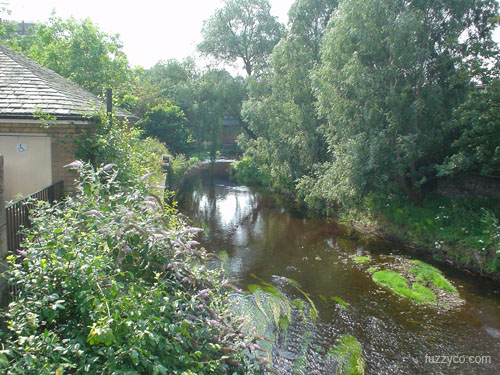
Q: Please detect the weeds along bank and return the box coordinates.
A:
[0,125,267,374]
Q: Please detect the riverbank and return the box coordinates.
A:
[230,160,500,281]
[338,192,500,281]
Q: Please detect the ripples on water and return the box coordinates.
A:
[179,162,500,375]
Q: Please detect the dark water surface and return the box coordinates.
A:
[179,161,500,375]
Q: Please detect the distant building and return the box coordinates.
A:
[0,19,35,37]
[0,43,137,201]
[220,117,240,151]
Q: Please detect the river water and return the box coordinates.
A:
[179,161,500,375]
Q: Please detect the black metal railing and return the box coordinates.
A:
[5,181,64,252]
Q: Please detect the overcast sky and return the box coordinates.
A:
[4,0,296,69]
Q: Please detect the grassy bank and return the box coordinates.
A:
[339,192,500,278]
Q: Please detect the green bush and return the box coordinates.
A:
[230,157,270,187]
[0,162,264,374]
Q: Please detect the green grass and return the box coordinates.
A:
[372,270,436,303]
[408,260,458,294]
[367,267,377,274]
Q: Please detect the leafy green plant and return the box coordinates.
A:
[0,162,265,374]
[230,157,270,187]
[327,334,365,375]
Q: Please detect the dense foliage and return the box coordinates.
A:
[139,101,194,155]
[0,123,267,374]
[438,79,500,177]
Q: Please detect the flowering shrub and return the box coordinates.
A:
[0,163,266,374]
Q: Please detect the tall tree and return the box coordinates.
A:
[239,0,337,194]
[313,0,499,206]
[6,15,132,99]
[198,0,282,76]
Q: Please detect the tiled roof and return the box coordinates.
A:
[0,43,136,120]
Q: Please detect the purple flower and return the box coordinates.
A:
[153,233,165,240]
[143,201,157,211]
[153,185,166,190]
[240,343,247,349]
[86,209,104,218]
[174,238,185,248]
[207,319,220,327]
[187,314,198,322]
[64,160,83,169]
[199,289,210,298]
[184,227,204,234]
[102,163,116,171]
[122,244,132,253]
[140,172,152,181]
[18,250,27,258]
[187,240,199,248]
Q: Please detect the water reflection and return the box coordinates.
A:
[179,162,500,375]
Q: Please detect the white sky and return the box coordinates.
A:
[4,0,297,69]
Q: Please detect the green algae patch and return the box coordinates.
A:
[369,256,463,309]
[328,334,365,375]
[372,270,436,303]
[408,260,458,294]
[331,296,349,309]
[350,255,371,264]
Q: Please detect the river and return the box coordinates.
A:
[178,161,500,375]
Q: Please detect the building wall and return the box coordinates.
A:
[0,134,52,200]
[0,119,90,199]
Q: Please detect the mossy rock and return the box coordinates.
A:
[351,255,371,264]
[370,257,463,309]
[372,270,436,303]
[408,260,458,294]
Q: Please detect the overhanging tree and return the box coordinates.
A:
[239,0,337,193]
[313,0,499,206]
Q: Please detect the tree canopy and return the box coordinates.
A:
[198,0,282,76]
[5,15,132,99]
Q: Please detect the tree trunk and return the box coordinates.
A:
[397,174,423,207]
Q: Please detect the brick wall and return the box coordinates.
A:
[0,119,92,194]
